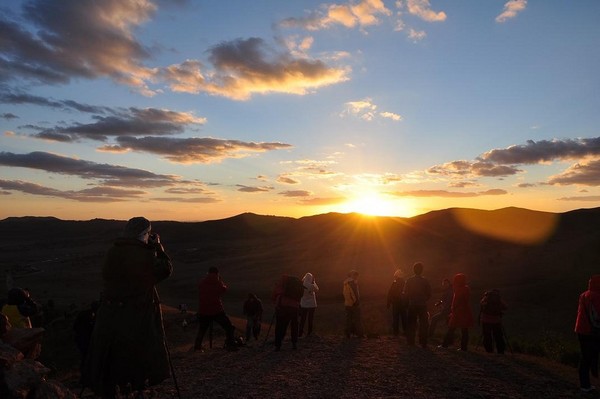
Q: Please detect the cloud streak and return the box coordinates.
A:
[496,0,527,23]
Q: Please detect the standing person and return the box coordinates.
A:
[243,293,263,342]
[429,278,453,338]
[480,289,507,354]
[386,269,407,336]
[73,300,99,371]
[343,270,364,338]
[440,273,474,351]
[575,275,600,393]
[194,267,237,351]
[299,272,319,337]
[81,217,172,397]
[272,275,303,351]
[403,262,431,347]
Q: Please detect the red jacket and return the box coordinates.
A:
[448,273,474,329]
[197,273,227,316]
[272,275,300,308]
[575,275,600,335]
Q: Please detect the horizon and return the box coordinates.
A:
[1,1,600,221]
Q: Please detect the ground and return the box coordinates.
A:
[70,307,595,399]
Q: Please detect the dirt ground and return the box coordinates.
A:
[71,308,594,399]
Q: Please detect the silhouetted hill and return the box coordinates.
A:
[1,207,599,342]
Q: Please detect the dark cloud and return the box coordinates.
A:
[236,185,272,193]
[0,0,155,89]
[480,138,600,165]
[1,113,18,120]
[0,151,179,187]
[427,160,521,178]
[279,190,311,197]
[517,183,536,188]
[32,107,205,142]
[390,189,508,198]
[548,159,600,186]
[110,136,292,164]
[0,179,145,202]
[277,175,300,184]
[0,89,110,114]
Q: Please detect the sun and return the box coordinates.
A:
[339,192,413,217]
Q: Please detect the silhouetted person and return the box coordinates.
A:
[403,262,431,347]
[480,289,507,354]
[299,272,319,337]
[73,300,99,370]
[441,273,474,351]
[343,270,364,338]
[272,275,302,350]
[387,269,407,336]
[1,287,40,328]
[429,278,453,338]
[81,216,172,397]
[243,293,263,342]
[575,274,600,393]
[194,267,237,351]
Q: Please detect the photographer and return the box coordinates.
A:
[81,217,173,397]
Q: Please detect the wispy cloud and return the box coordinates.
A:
[279,190,312,197]
[341,98,402,122]
[390,189,507,198]
[277,175,301,184]
[496,0,527,23]
[103,137,292,164]
[299,196,347,205]
[405,0,447,22]
[236,185,273,193]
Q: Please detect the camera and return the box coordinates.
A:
[148,233,159,244]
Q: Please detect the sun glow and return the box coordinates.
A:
[339,192,413,217]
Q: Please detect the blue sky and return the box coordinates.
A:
[1,0,599,221]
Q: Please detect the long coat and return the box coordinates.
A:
[81,237,172,396]
[448,273,474,329]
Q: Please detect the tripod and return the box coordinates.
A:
[476,323,513,354]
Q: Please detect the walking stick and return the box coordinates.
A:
[209,319,213,349]
[501,325,514,354]
[262,311,276,347]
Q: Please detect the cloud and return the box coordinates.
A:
[517,183,536,188]
[108,136,292,164]
[408,29,427,42]
[405,0,447,22]
[277,175,300,184]
[160,37,350,100]
[479,138,600,165]
[427,160,522,178]
[390,189,508,198]
[31,107,205,142]
[279,190,312,197]
[0,151,180,188]
[548,159,600,187]
[1,113,18,120]
[496,0,527,23]
[236,185,272,193]
[152,197,220,203]
[0,179,146,202]
[0,89,111,114]
[279,0,391,31]
[342,98,402,122]
[557,195,600,202]
[0,0,156,92]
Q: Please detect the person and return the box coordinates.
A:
[440,273,474,351]
[386,269,407,336]
[73,300,99,371]
[272,275,302,350]
[429,278,453,338]
[81,216,173,397]
[243,293,263,342]
[299,272,319,337]
[403,262,431,347]
[1,287,41,328]
[194,267,237,351]
[574,274,600,393]
[480,289,507,354]
[343,270,364,338]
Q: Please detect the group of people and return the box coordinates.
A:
[384,263,508,352]
[18,216,596,397]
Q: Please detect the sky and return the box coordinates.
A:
[1,0,600,222]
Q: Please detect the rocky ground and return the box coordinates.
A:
[68,308,594,399]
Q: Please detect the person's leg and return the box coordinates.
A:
[442,327,455,348]
[400,306,409,336]
[460,328,469,351]
[418,306,429,346]
[493,323,505,354]
[274,308,287,350]
[345,306,354,337]
[299,307,307,336]
[307,307,315,335]
[214,312,236,347]
[289,307,299,348]
[245,317,252,341]
[194,315,210,350]
[428,311,441,337]
[579,334,594,389]
[406,306,417,345]
[355,306,364,337]
[392,303,400,335]
[253,317,261,340]
[482,323,494,353]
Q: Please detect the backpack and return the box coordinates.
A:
[481,289,503,316]
[283,276,305,301]
[588,302,600,336]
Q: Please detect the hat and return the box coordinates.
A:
[123,217,151,238]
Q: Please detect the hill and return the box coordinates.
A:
[1,206,599,370]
